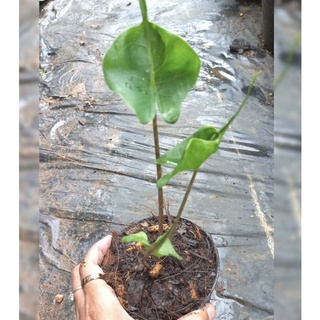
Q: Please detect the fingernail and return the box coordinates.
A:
[205,303,216,320]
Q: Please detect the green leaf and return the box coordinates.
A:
[121,231,151,248]
[103,19,200,124]
[156,126,221,188]
[121,230,182,260]
[151,234,182,260]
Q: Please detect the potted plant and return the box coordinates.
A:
[100,0,260,319]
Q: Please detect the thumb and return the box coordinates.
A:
[178,303,216,320]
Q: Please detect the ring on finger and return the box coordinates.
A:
[81,273,105,287]
[72,286,83,294]
[69,286,83,301]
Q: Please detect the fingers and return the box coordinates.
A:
[178,303,216,320]
[85,235,112,265]
[83,235,112,267]
[72,235,117,319]
[79,235,112,279]
[71,265,85,319]
[72,235,134,320]
[72,235,215,320]
[78,235,114,296]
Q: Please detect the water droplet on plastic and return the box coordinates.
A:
[125,83,132,89]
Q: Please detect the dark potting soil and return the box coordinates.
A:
[102,215,219,320]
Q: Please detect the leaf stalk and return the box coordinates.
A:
[152,116,164,235]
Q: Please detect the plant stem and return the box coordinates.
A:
[219,70,262,137]
[152,115,164,235]
[169,169,198,241]
[138,0,148,22]
[141,170,198,265]
[139,0,164,234]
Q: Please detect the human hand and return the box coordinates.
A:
[71,235,216,320]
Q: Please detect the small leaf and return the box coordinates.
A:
[121,230,182,260]
[121,231,151,248]
[156,126,221,188]
[151,234,182,260]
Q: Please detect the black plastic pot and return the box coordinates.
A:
[103,214,220,320]
[180,216,220,306]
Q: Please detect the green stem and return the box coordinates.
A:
[142,170,198,265]
[138,0,148,22]
[169,169,198,241]
[219,70,261,137]
[152,116,164,235]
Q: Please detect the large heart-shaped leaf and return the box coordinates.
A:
[103,16,200,124]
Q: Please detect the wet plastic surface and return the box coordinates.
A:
[39,0,274,319]
[274,3,301,319]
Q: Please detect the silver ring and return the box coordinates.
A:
[69,286,83,301]
[72,286,83,294]
[69,292,75,301]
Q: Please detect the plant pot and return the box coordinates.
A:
[102,214,220,320]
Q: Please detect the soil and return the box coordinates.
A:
[101,215,219,320]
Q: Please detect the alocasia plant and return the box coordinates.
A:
[103,0,260,265]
